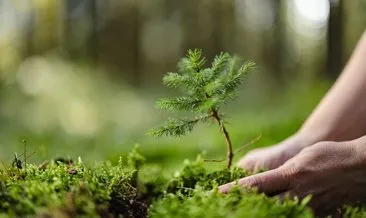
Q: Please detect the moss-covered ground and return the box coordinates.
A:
[0,147,365,218]
[1,83,365,217]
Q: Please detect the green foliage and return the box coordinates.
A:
[0,148,148,217]
[150,49,255,137]
[342,202,366,218]
[127,144,146,169]
[149,115,213,137]
[165,156,248,194]
[2,148,366,217]
[149,188,314,218]
[138,165,168,198]
[343,207,366,218]
[149,157,313,218]
[148,157,366,218]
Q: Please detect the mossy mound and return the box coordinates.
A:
[148,156,366,218]
[0,147,147,217]
[149,156,312,218]
[150,189,313,218]
[0,150,365,218]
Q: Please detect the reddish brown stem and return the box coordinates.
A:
[212,110,233,168]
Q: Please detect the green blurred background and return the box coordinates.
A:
[0,0,365,169]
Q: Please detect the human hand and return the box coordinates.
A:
[220,137,366,217]
[237,133,319,172]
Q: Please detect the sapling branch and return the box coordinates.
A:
[203,134,262,164]
[149,49,256,169]
[204,159,225,163]
[234,134,262,155]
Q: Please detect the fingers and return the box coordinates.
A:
[236,146,291,172]
[236,148,270,172]
[219,168,290,196]
[237,154,257,172]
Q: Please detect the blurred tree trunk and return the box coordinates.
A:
[97,1,142,85]
[180,0,197,51]
[343,0,366,63]
[181,0,216,59]
[272,0,285,81]
[212,0,223,54]
[262,0,286,84]
[132,0,141,87]
[326,0,343,78]
[64,0,77,60]
[23,1,35,59]
[64,0,93,62]
[88,0,98,66]
[220,0,237,52]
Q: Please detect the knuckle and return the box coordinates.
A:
[281,159,308,179]
[245,148,262,157]
[237,158,255,171]
[238,176,258,189]
[253,163,265,173]
[298,146,314,155]
[300,141,335,161]
[298,146,321,160]
[237,150,265,169]
[312,141,336,150]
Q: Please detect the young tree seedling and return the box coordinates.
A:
[149,49,256,168]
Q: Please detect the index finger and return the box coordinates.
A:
[218,168,290,196]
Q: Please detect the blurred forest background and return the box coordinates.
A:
[0,0,365,168]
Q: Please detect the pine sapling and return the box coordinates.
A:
[149,49,256,168]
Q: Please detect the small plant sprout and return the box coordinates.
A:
[149,49,256,168]
[12,139,35,170]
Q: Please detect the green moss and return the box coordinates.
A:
[149,188,313,218]
[344,207,366,218]
[0,147,148,217]
[164,155,248,195]
[1,149,366,218]
[149,157,366,218]
[150,157,313,218]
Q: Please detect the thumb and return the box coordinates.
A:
[218,168,289,196]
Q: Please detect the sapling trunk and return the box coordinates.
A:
[149,49,255,170]
[212,110,233,168]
